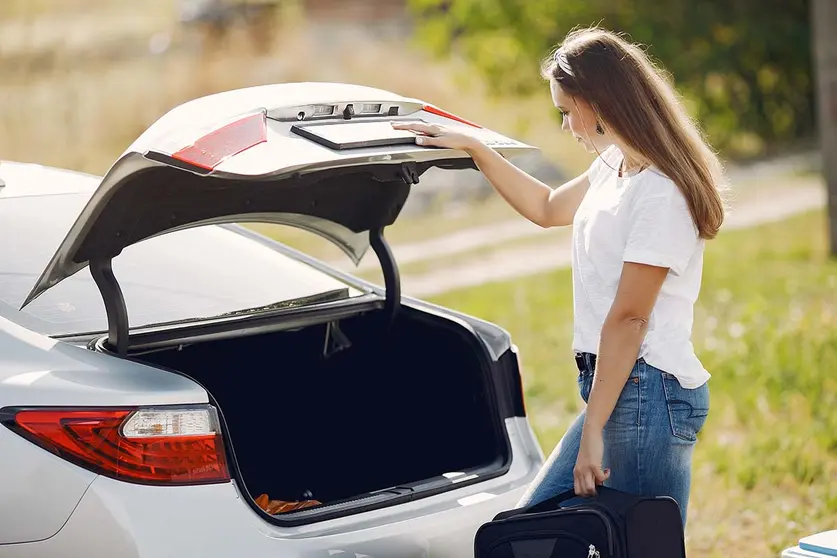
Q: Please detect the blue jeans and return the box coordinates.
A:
[516,354,710,528]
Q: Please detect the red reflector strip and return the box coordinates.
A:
[12,409,229,485]
[172,111,267,171]
[422,104,482,128]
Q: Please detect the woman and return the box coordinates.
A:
[392,26,725,528]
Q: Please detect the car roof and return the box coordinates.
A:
[0,160,99,200]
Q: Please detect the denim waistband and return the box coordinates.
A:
[575,352,647,374]
[575,352,652,374]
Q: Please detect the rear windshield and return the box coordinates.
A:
[0,193,366,336]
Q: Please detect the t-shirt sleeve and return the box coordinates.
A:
[622,180,699,276]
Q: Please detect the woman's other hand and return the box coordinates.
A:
[573,428,610,496]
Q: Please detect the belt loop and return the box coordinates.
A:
[574,352,599,375]
[574,352,585,374]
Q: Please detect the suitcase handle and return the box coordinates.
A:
[526,486,632,514]
[524,489,581,514]
[494,486,631,521]
[493,489,584,521]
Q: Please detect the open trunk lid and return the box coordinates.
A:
[22,82,537,353]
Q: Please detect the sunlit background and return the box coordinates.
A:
[2,1,835,556]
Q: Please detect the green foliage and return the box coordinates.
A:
[409,0,814,157]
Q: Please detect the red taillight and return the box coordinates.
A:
[422,104,483,128]
[172,111,267,171]
[9,406,229,486]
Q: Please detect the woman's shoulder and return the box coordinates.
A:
[629,170,694,221]
[634,167,682,199]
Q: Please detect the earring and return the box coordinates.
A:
[595,122,604,135]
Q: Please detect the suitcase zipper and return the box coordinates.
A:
[486,530,595,556]
[579,509,614,555]
[502,508,615,555]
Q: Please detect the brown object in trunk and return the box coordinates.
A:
[254,493,322,515]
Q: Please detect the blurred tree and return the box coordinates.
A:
[408,0,813,158]
[812,0,837,256]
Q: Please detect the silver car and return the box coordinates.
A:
[0,82,544,558]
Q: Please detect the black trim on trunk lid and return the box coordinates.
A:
[496,348,527,418]
[75,162,413,263]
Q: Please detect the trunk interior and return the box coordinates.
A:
[133,307,509,518]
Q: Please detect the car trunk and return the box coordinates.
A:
[130,305,510,522]
[21,84,535,523]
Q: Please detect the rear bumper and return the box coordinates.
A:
[0,418,543,558]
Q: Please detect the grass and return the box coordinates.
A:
[375,228,572,280]
[428,209,837,557]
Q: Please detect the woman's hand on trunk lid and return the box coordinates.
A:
[390,121,481,152]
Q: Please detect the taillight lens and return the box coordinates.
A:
[172,111,267,171]
[6,405,229,486]
[422,104,483,128]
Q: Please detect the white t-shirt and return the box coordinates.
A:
[571,146,709,388]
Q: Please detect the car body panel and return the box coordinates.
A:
[0,160,99,199]
[0,417,541,558]
[0,317,207,545]
[0,316,207,408]
[0,425,97,545]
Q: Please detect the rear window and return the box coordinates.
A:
[0,194,366,336]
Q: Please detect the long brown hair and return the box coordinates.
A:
[542,27,726,240]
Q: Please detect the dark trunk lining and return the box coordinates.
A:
[137,310,502,506]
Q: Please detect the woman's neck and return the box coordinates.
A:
[614,143,647,176]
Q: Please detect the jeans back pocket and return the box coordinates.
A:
[661,372,710,442]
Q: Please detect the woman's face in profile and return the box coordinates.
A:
[550,79,604,154]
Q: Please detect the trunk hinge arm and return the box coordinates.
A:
[366,161,415,326]
[90,258,129,356]
[369,226,400,325]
